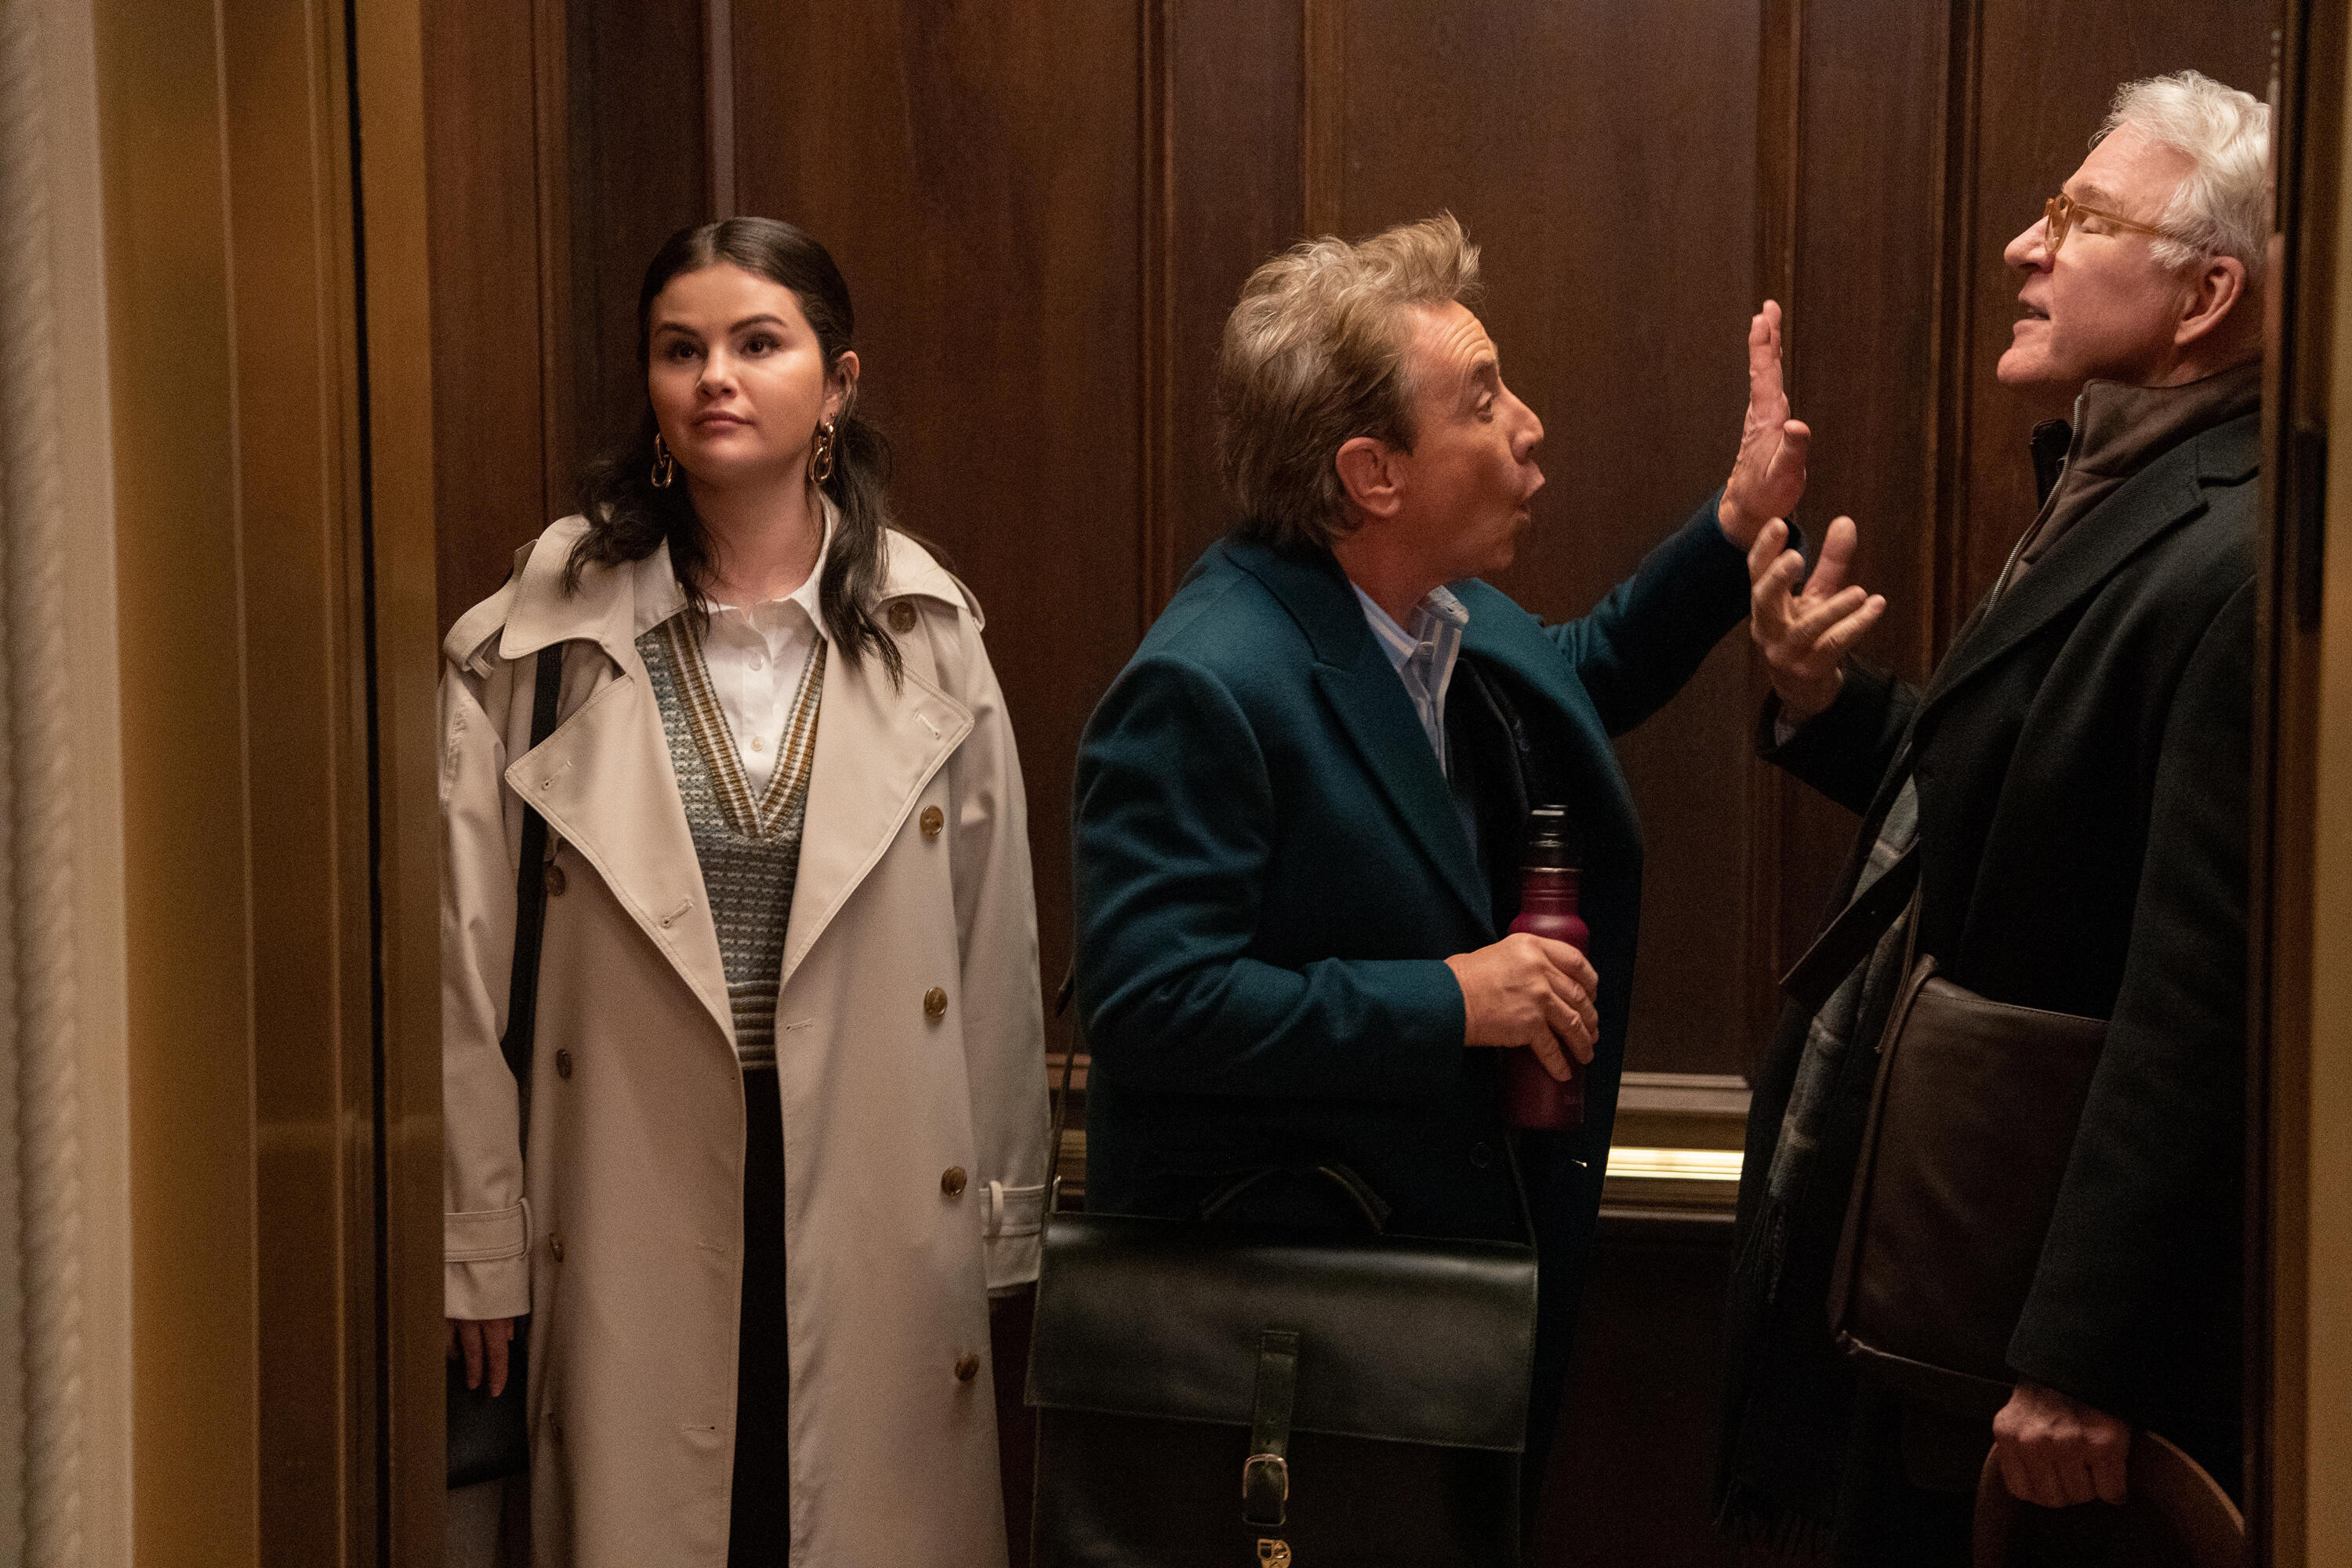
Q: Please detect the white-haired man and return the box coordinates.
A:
[1719,71,2265,1563]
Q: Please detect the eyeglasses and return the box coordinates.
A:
[2042,192,2177,256]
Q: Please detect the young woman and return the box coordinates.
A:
[441,218,1048,1567]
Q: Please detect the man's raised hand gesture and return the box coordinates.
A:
[1718,299,1811,549]
[1748,515,1885,723]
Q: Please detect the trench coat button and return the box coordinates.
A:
[1469,1142,1495,1169]
[954,1352,981,1383]
[556,1048,574,1080]
[920,805,944,839]
[544,862,567,897]
[942,1167,967,1196]
[549,1233,564,1261]
[889,601,917,633]
[924,986,948,1020]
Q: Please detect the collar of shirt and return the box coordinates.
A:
[1352,580,1470,773]
[700,500,835,658]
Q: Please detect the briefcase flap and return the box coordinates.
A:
[1026,1211,1536,1452]
[1831,964,2107,1406]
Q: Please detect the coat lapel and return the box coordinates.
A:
[1226,539,1490,927]
[490,528,740,1042]
[508,660,737,1044]
[1919,412,2255,718]
[779,637,971,992]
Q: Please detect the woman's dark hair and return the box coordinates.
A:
[568,216,902,682]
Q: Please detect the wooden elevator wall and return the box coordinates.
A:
[423,3,2274,1561]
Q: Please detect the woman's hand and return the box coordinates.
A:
[1718,300,1812,550]
[447,1316,517,1397]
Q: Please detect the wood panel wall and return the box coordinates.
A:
[730,1,1148,1032]
[421,2,2277,1559]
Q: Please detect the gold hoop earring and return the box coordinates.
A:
[652,432,677,490]
[809,420,837,487]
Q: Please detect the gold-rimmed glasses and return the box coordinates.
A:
[2042,192,2177,256]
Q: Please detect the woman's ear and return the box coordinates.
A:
[825,350,862,425]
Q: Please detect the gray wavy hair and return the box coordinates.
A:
[1218,214,1482,551]
[2096,71,2270,278]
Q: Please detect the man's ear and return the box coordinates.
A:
[2175,255,2249,350]
[1334,435,1402,521]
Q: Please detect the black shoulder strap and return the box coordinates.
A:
[1779,840,1922,1015]
[499,646,564,1149]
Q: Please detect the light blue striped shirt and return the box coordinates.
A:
[1352,581,1470,776]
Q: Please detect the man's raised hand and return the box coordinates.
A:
[1719,300,1811,549]
[1749,515,1885,723]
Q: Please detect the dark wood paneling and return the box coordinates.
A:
[731,0,1148,1026]
[564,0,709,466]
[1334,0,1764,1078]
[1951,7,2272,613]
[1767,0,1954,980]
[1166,0,1306,579]
[426,0,559,631]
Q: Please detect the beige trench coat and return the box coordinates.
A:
[441,515,1048,1567]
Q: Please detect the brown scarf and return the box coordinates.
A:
[2011,358,2262,583]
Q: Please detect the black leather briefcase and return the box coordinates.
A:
[1025,1165,1537,1567]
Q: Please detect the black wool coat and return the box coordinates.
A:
[1728,409,2258,1508]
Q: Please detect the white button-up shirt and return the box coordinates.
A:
[699,518,830,795]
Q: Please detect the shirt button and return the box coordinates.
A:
[941,1167,967,1196]
[556,1048,574,1080]
[954,1352,981,1383]
[920,806,944,839]
[748,655,763,670]
[544,862,567,897]
[889,602,917,633]
[750,735,768,753]
[924,987,949,1021]
[1469,1142,1495,1169]
[550,1234,564,1261]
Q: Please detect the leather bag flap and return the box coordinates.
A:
[1832,963,2107,1397]
[1026,1212,1537,1452]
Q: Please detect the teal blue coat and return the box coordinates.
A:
[1072,498,1751,1439]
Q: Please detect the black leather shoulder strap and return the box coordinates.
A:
[1780,840,1922,1016]
[499,646,564,1149]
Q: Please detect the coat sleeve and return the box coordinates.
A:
[1545,494,1754,736]
[441,655,532,1321]
[942,608,1051,1293]
[2005,576,2252,1429]
[1073,655,1467,1102]
[1759,660,1917,815]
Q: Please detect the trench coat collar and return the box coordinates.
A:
[495,512,979,1047]
[1918,410,2259,718]
[492,505,980,659]
[1223,535,1491,928]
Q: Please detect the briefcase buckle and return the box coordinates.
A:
[1243,1453,1290,1503]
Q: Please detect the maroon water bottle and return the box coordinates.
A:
[1503,805,1588,1130]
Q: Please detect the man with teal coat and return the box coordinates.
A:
[1072,216,1823,1509]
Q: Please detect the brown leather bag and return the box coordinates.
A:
[1828,954,2108,1417]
